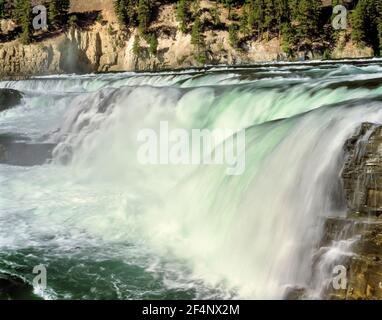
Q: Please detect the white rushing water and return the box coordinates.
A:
[1,61,382,299]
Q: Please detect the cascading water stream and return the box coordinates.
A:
[1,60,382,299]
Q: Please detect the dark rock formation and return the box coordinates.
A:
[0,134,55,166]
[0,273,40,300]
[0,88,23,111]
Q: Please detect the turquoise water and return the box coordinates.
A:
[1,60,382,299]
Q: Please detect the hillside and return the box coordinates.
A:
[0,0,377,76]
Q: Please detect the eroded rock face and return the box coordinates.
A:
[0,19,17,35]
[320,217,382,300]
[318,123,382,300]
[342,123,382,217]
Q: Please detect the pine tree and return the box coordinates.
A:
[114,0,138,27]
[114,0,127,26]
[229,24,239,48]
[281,21,294,55]
[132,34,141,70]
[351,1,365,44]
[246,0,256,32]
[239,1,250,37]
[148,33,158,56]
[137,0,150,34]
[289,0,321,51]
[297,0,320,38]
[253,0,265,39]
[239,11,248,36]
[19,0,32,44]
[288,0,299,20]
[132,34,141,57]
[241,0,259,38]
[274,0,289,34]
[263,0,275,36]
[48,0,59,28]
[48,0,70,29]
[0,0,5,19]
[351,0,382,55]
[176,0,190,33]
[191,15,206,64]
[127,0,138,27]
[13,0,24,23]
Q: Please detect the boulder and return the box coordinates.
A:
[0,88,23,112]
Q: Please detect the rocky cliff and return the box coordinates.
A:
[0,1,374,77]
[0,1,286,76]
[319,123,382,300]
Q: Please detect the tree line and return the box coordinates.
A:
[351,0,382,55]
[1,1,381,59]
[114,0,158,62]
[114,0,381,62]
[177,0,382,55]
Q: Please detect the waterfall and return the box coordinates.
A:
[1,60,382,299]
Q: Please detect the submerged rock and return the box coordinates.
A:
[0,88,23,111]
[0,134,55,166]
